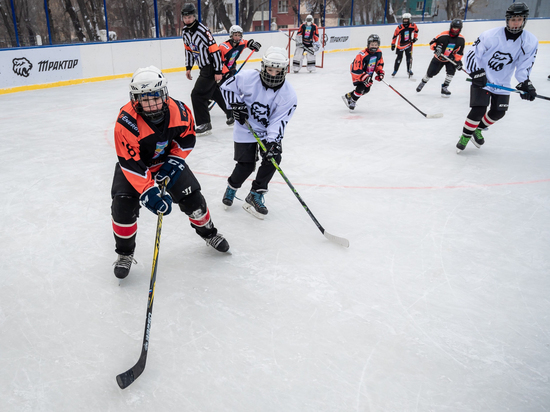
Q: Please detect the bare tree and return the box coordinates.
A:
[0,0,18,47]
[62,0,86,41]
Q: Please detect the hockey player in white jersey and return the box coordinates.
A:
[456,2,538,153]
[220,47,298,219]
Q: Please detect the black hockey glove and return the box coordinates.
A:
[455,59,463,71]
[155,156,186,190]
[264,141,282,161]
[434,44,443,57]
[412,38,418,43]
[231,102,248,125]
[470,68,487,88]
[248,39,261,52]
[140,186,172,215]
[516,79,537,101]
[391,44,395,52]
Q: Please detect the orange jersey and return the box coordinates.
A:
[429,31,465,63]
[114,98,195,194]
[391,23,419,50]
[297,23,319,46]
[219,39,252,75]
[350,48,384,83]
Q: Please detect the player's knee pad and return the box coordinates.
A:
[111,195,140,223]
[467,106,487,122]
[486,109,506,122]
[178,189,206,216]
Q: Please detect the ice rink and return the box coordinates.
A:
[1,38,549,411]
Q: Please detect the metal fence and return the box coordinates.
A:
[1,0,548,48]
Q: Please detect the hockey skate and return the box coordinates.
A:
[441,85,451,97]
[408,70,414,79]
[222,185,237,207]
[456,134,471,154]
[243,191,268,219]
[341,93,356,111]
[203,232,230,252]
[196,122,212,136]
[416,81,426,92]
[472,129,485,148]
[391,71,397,77]
[113,253,136,279]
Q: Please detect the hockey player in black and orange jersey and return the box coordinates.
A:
[111,66,229,279]
[292,15,321,73]
[219,25,261,81]
[342,34,385,111]
[416,19,465,97]
[391,13,418,77]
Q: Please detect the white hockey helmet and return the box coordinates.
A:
[229,25,243,37]
[402,13,411,26]
[260,47,289,88]
[129,66,169,120]
[306,15,313,25]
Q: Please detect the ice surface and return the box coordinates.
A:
[0,42,549,411]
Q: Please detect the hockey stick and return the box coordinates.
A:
[209,50,256,111]
[381,79,443,118]
[279,29,317,55]
[116,182,167,389]
[244,120,349,248]
[464,78,550,101]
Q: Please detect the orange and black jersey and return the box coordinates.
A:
[219,39,253,76]
[430,31,465,63]
[350,48,384,84]
[297,23,319,47]
[114,98,195,194]
[391,23,419,50]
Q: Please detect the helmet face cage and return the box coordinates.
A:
[229,25,243,44]
[402,13,411,26]
[129,67,169,120]
[505,2,529,34]
[367,34,380,53]
[449,19,463,36]
[306,15,313,26]
[260,47,289,88]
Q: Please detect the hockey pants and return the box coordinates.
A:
[293,46,316,72]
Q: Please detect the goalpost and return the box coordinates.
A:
[282,26,326,72]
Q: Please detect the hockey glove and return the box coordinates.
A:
[360,74,373,87]
[470,68,487,88]
[248,39,261,52]
[313,42,321,52]
[264,141,282,161]
[375,71,385,82]
[412,38,418,43]
[516,79,537,101]
[455,60,463,71]
[140,186,172,215]
[231,102,248,125]
[391,44,395,52]
[155,156,186,190]
[434,44,443,57]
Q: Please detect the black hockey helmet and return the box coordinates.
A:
[367,34,380,53]
[449,19,463,37]
[181,3,197,16]
[505,2,529,34]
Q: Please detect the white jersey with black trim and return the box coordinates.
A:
[221,70,297,144]
[464,27,538,95]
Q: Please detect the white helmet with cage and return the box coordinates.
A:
[229,25,243,37]
[129,66,169,121]
[402,12,411,26]
[306,15,313,26]
[260,47,289,89]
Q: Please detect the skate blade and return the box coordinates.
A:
[441,94,451,98]
[196,130,212,137]
[242,203,265,220]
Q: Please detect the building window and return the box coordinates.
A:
[416,1,424,11]
[226,3,233,15]
[279,0,288,13]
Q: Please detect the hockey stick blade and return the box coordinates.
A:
[426,113,444,119]
[323,230,350,247]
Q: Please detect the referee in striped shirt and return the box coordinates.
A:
[182,3,232,136]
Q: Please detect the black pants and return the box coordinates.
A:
[426,57,456,78]
[191,64,230,126]
[227,141,281,193]
[394,47,413,73]
[110,163,216,255]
